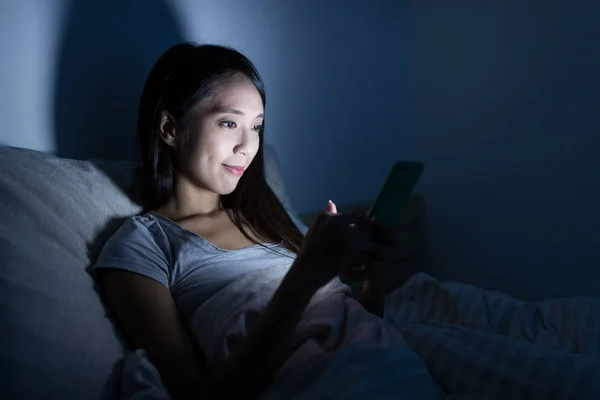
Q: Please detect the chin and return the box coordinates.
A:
[216,182,239,196]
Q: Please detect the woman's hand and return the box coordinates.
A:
[341,216,404,289]
[291,200,373,290]
[334,213,403,317]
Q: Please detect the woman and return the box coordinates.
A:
[94,43,438,399]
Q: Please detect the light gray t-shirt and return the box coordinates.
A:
[94,211,297,321]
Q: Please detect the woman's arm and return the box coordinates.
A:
[97,262,318,400]
[97,269,207,399]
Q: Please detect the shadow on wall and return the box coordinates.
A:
[53,0,184,162]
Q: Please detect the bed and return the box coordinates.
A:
[0,145,598,399]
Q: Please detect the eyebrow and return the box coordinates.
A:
[211,105,264,119]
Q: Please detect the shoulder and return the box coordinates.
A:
[117,212,165,239]
[94,212,173,286]
[100,212,172,261]
[127,212,165,236]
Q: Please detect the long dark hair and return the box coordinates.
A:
[137,43,303,253]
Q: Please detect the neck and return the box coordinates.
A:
[158,175,222,220]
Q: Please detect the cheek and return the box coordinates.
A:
[195,133,230,161]
[250,134,261,155]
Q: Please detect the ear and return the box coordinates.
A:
[159,111,177,147]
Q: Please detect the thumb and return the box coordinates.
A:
[327,200,338,214]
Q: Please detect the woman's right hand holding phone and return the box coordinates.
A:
[291,200,374,290]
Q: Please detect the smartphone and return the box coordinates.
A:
[366,161,424,229]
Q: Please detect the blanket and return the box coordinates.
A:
[119,268,599,399]
[386,273,600,399]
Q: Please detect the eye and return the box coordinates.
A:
[252,124,263,132]
[220,121,237,129]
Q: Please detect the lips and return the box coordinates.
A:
[223,164,245,176]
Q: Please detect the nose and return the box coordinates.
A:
[233,127,254,156]
[233,140,247,156]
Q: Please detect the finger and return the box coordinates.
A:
[362,259,388,279]
[346,265,367,273]
[308,211,333,237]
[332,210,369,229]
[339,269,369,281]
[341,260,387,281]
[359,246,397,264]
[340,216,373,247]
[340,266,371,281]
[327,200,338,214]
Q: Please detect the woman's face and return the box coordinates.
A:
[170,73,264,195]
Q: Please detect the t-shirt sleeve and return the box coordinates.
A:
[93,216,171,288]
